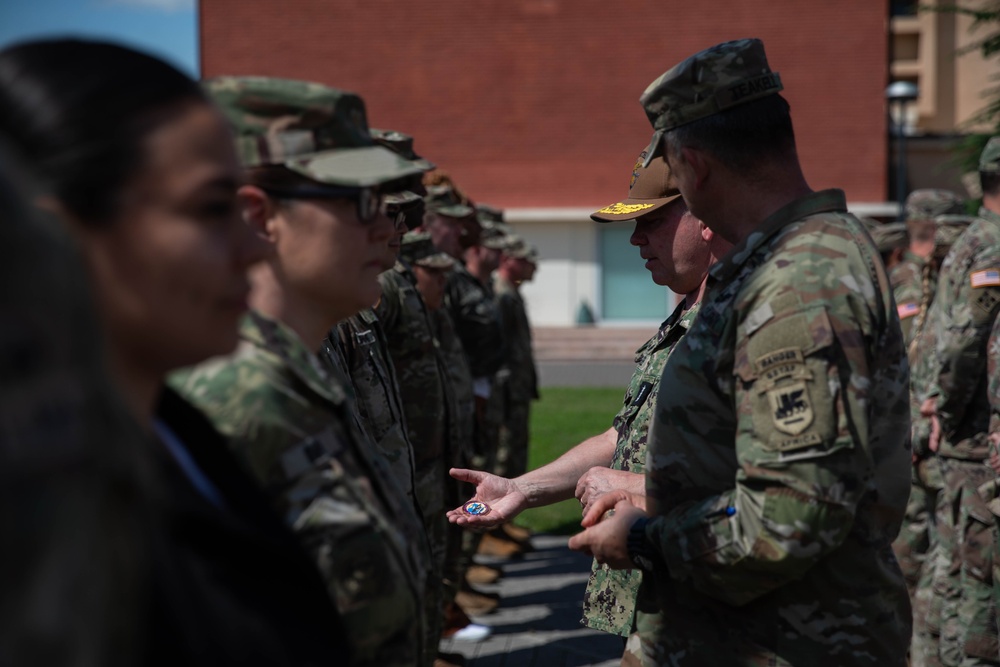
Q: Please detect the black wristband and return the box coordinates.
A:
[626,516,656,571]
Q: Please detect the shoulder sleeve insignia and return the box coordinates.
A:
[971,269,1000,288]
[766,381,814,435]
[897,302,920,319]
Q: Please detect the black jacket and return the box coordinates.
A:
[146,388,348,666]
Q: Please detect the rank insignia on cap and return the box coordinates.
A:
[897,302,920,319]
[463,500,491,516]
[971,269,1000,288]
[594,202,656,216]
[767,381,814,435]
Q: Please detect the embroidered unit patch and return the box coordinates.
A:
[767,381,814,435]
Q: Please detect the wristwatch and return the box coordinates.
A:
[626,516,656,571]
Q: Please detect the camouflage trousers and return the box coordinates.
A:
[895,461,943,591]
[495,399,531,479]
[903,460,944,667]
[930,459,999,667]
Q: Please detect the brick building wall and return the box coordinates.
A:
[201,0,889,208]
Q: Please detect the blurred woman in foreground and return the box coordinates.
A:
[0,39,347,665]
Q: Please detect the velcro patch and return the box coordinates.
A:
[971,269,1000,288]
[974,289,1000,319]
[897,302,919,319]
[767,381,814,435]
[594,202,656,216]
[754,347,804,375]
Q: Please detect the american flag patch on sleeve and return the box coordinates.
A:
[971,269,1000,288]
[897,302,920,319]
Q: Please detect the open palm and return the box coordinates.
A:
[446,468,528,528]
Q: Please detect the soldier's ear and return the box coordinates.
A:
[680,146,711,191]
[699,220,714,242]
[238,185,279,243]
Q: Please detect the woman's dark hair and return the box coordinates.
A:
[0,39,208,225]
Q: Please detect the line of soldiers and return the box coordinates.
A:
[886,146,1000,667]
[0,39,541,667]
[172,81,544,667]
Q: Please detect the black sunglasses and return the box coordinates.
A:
[262,185,384,222]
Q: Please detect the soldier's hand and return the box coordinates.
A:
[989,432,1000,475]
[575,468,645,517]
[579,489,646,528]
[568,498,645,569]
[929,414,941,453]
[446,468,527,528]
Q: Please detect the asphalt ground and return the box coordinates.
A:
[440,535,623,667]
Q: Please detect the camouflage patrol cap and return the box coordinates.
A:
[905,189,964,221]
[479,221,509,250]
[640,38,782,165]
[980,136,1000,173]
[205,76,425,188]
[868,222,909,253]
[425,183,475,219]
[503,237,532,260]
[400,230,454,269]
[371,128,435,172]
[476,203,504,225]
[591,148,681,222]
[934,214,974,256]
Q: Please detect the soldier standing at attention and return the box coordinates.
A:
[171,77,428,667]
[891,190,966,645]
[450,149,730,666]
[324,129,433,507]
[921,136,1000,667]
[492,235,540,482]
[904,212,973,667]
[892,189,964,346]
[571,39,912,666]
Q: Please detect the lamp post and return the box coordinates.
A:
[886,81,919,219]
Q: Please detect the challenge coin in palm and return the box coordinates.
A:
[463,500,491,516]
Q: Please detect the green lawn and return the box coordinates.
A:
[514,386,623,535]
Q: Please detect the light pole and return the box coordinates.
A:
[886,81,919,219]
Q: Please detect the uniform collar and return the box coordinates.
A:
[240,310,348,407]
[709,189,848,283]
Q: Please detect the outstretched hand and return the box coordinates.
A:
[446,468,528,528]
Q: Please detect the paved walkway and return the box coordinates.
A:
[532,326,654,388]
[440,535,622,667]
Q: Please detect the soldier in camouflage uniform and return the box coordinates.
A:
[171,77,429,667]
[921,136,1000,667]
[892,191,966,608]
[322,130,433,505]
[902,213,975,667]
[449,149,730,665]
[571,39,912,666]
[892,190,964,346]
[377,228,463,663]
[871,221,910,272]
[492,235,540,481]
